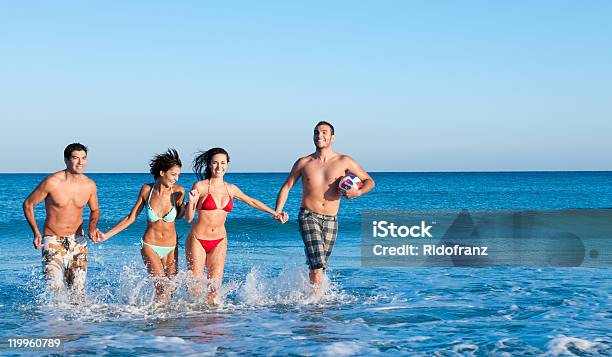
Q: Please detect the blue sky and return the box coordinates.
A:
[1,1,610,172]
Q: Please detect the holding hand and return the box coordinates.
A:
[274,211,289,224]
[343,189,361,200]
[188,189,199,205]
[88,228,98,242]
[339,185,359,199]
[32,235,42,250]
[92,229,108,243]
[338,172,363,200]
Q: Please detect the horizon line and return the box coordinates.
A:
[1,170,612,174]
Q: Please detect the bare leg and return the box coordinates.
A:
[185,233,206,298]
[141,245,169,302]
[162,245,178,277]
[162,245,179,298]
[309,268,324,298]
[204,239,227,304]
[309,268,323,285]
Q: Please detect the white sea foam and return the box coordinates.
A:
[65,333,214,355]
[546,335,610,356]
[322,341,363,356]
[452,343,479,355]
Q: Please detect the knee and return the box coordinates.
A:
[206,268,223,280]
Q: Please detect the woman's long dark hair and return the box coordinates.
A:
[149,148,182,179]
[193,147,230,180]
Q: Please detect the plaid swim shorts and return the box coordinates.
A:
[298,208,339,270]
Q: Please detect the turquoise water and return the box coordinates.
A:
[1,172,611,355]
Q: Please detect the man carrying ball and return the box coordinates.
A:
[275,121,375,293]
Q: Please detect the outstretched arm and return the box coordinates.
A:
[232,185,283,220]
[344,157,375,199]
[275,159,303,214]
[23,178,52,249]
[97,185,146,242]
[87,183,100,241]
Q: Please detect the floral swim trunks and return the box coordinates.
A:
[42,234,88,294]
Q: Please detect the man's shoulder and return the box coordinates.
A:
[80,175,97,188]
[39,171,68,194]
[297,154,316,165]
[297,154,312,162]
[330,153,355,166]
[336,152,353,161]
[43,171,65,187]
[296,152,354,167]
[45,171,63,181]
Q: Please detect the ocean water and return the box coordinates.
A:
[1,172,611,355]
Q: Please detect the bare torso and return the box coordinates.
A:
[44,172,96,237]
[189,180,233,240]
[300,154,353,216]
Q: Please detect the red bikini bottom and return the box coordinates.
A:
[197,237,225,253]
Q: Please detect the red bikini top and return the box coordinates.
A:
[197,182,233,212]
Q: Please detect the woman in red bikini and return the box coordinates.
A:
[185,147,288,303]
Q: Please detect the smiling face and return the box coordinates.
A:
[64,150,87,174]
[159,165,181,187]
[313,123,334,149]
[209,153,229,179]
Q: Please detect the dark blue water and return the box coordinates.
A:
[1,172,611,355]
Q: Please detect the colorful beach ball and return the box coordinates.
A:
[339,175,363,194]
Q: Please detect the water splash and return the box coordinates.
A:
[22,263,357,323]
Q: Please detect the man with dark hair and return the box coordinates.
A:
[275,122,375,294]
[63,143,88,160]
[23,143,100,300]
[316,120,334,135]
